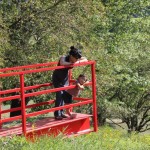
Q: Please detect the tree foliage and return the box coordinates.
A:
[0,0,150,133]
[95,0,150,132]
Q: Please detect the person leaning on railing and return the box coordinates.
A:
[52,46,88,120]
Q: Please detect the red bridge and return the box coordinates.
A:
[0,61,97,139]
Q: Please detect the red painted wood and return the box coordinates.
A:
[26,117,91,140]
[0,102,1,129]
[0,62,57,72]
[20,74,26,135]
[0,83,53,95]
[26,100,93,118]
[0,99,92,123]
[0,60,98,138]
[91,63,98,132]
[0,82,92,102]
[0,90,1,129]
[0,61,94,77]
[0,113,92,138]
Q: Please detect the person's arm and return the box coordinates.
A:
[76,82,84,90]
[75,57,88,64]
[83,80,89,85]
[59,56,73,66]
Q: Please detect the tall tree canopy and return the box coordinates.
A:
[0,0,149,133]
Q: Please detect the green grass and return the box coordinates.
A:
[0,126,150,150]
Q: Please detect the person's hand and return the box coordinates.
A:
[78,84,84,90]
[84,80,89,85]
[73,61,80,64]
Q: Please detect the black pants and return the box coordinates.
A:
[54,90,65,117]
[10,98,29,117]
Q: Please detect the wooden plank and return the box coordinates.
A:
[0,113,92,138]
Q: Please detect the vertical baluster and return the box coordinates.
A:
[20,74,26,135]
[91,61,98,132]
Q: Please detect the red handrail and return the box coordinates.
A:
[0,61,97,136]
[0,62,57,72]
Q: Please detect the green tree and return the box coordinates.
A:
[94,0,150,132]
[0,0,104,115]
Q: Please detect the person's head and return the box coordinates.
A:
[77,74,87,85]
[69,46,82,63]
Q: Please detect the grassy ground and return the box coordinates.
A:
[0,126,150,150]
[106,118,150,135]
[1,104,150,150]
[1,104,150,135]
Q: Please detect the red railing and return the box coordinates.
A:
[0,61,97,135]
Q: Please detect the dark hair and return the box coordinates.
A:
[69,46,82,59]
[78,74,88,82]
[78,74,85,78]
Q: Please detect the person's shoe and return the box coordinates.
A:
[55,116,63,120]
[61,114,68,118]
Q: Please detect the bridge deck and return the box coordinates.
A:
[0,113,92,138]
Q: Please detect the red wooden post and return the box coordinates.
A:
[69,69,72,85]
[69,69,73,112]
[91,62,98,132]
[0,96,2,129]
[0,83,2,129]
[20,74,26,135]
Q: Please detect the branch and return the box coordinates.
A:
[137,92,150,109]
[143,91,150,99]
[107,118,125,130]
[9,0,66,29]
[9,18,22,29]
[34,0,66,17]
[140,118,150,129]
[138,106,150,130]
[0,24,5,30]
[139,125,150,133]
[3,57,18,64]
